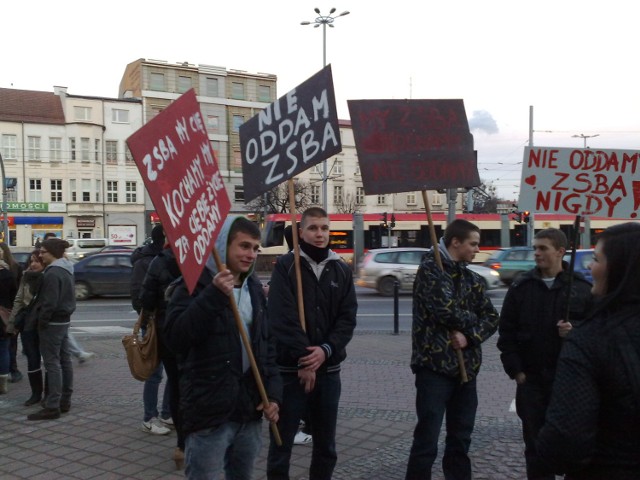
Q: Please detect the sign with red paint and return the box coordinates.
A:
[347,99,479,195]
[518,147,640,218]
[127,89,231,293]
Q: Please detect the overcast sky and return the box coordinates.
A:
[3,0,639,201]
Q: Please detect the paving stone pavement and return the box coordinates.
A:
[0,329,539,479]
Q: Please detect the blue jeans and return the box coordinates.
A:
[405,368,477,480]
[267,372,341,480]
[185,420,262,480]
[0,337,9,375]
[21,330,42,372]
[143,361,170,421]
[39,324,73,409]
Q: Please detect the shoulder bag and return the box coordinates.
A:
[122,309,160,381]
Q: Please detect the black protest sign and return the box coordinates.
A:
[240,65,341,202]
[347,99,480,195]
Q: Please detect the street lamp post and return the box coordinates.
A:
[301,7,350,212]
[572,133,600,148]
[0,153,8,242]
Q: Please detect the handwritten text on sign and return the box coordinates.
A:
[518,147,640,218]
[347,99,479,195]
[127,89,231,293]
[240,65,341,202]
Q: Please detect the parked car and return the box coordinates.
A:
[12,251,32,271]
[483,247,536,285]
[83,245,135,257]
[356,247,502,296]
[563,249,594,283]
[73,252,133,300]
[65,238,110,260]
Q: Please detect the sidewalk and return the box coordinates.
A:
[0,329,528,479]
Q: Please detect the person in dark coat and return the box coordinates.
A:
[535,222,640,479]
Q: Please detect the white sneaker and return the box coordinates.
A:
[142,417,171,435]
[294,431,312,445]
[159,416,174,428]
[78,352,96,364]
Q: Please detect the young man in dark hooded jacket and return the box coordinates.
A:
[166,215,281,479]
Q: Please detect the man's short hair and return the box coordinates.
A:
[534,228,568,250]
[301,207,328,228]
[228,216,260,242]
[443,219,480,247]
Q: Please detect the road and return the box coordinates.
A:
[70,286,509,335]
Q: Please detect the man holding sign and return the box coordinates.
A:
[165,216,282,479]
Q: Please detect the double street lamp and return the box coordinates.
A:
[301,7,350,212]
[572,133,600,148]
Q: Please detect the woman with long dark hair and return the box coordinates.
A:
[536,222,640,479]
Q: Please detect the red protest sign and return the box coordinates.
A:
[127,89,231,293]
[519,146,640,218]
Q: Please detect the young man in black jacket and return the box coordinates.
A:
[267,207,358,480]
[166,215,281,479]
[498,228,592,480]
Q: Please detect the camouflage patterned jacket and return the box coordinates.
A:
[410,242,499,380]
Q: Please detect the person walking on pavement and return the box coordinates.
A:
[267,207,358,480]
[166,215,281,479]
[405,219,499,480]
[497,228,592,480]
[27,238,75,420]
[131,224,172,435]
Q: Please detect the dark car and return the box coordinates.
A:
[483,247,536,285]
[12,251,32,271]
[83,245,135,258]
[563,249,594,283]
[73,252,133,300]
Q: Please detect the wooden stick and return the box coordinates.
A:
[564,214,581,322]
[288,179,306,332]
[421,191,468,383]
[212,248,282,446]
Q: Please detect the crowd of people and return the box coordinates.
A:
[1,212,639,479]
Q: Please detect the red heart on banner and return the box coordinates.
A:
[524,175,536,186]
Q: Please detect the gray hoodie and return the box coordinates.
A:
[36,257,76,329]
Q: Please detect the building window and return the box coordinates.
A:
[207,115,219,132]
[81,137,90,162]
[234,185,244,203]
[6,179,17,202]
[96,179,101,202]
[210,141,220,160]
[82,179,91,202]
[232,115,244,133]
[50,179,63,202]
[95,139,100,162]
[311,185,320,205]
[69,179,77,202]
[1,134,17,160]
[355,164,361,176]
[232,149,242,172]
[74,106,91,121]
[206,77,219,97]
[178,76,192,93]
[334,160,343,175]
[231,82,245,100]
[258,85,271,102]
[125,181,137,203]
[313,163,323,174]
[28,136,41,161]
[356,187,365,205]
[407,192,417,205]
[49,137,62,162]
[333,186,343,205]
[125,146,135,165]
[432,193,443,205]
[377,194,387,205]
[150,72,165,91]
[69,138,76,161]
[112,109,129,123]
[107,181,118,203]
[106,140,117,165]
[29,179,42,201]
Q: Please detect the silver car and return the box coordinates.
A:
[356,247,503,296]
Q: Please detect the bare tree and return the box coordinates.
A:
[469,180,499,213]
[244,179,313,218]
[334,190,363,214]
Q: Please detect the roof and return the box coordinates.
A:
[0,87,65,125]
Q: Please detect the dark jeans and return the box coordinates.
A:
[516,380,555,480]
[405,368,477,480]
[267,371,341,480]
[39,323,73,409]
[20,330,42,372]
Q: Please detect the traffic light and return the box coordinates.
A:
[512,211,522,223]
[390,214,396,229]
[523,211,531,223]
[381,212,388,227]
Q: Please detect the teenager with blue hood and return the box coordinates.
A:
[166,215,282,480]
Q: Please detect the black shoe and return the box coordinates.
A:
[24,393,43,407]
[60,403,70,413]
[27,408,61,421]
[10,370,23,383]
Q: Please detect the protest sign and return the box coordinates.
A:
[518,146,640,218]
[240,65,341,202]
[347,99,480,195]
[127,89,231,293]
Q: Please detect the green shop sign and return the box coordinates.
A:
[7,202,49,212]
